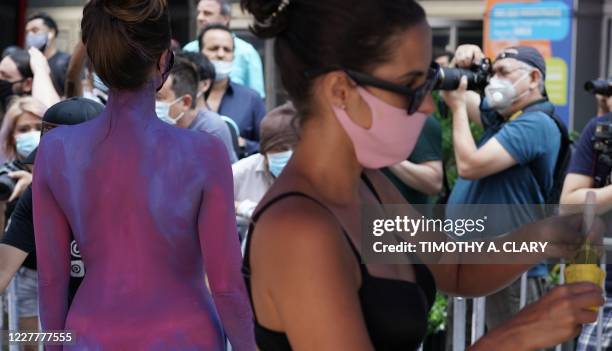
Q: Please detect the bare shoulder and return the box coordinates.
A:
[250,194,359,286]
[254,195,344,253]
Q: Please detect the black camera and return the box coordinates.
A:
[592,121,612,187]
[585,79,612,96]
[0,160,29,201]
[434,58,492,91]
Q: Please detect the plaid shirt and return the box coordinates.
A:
[577,300,612,351]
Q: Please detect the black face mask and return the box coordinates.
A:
[0,79,24,109]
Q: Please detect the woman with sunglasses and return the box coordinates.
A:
[31,0,254,349]
[240,1,602,350]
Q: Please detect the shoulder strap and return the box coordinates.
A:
[244,174,384,283]
[244,192,363,277]
[523,108,571,200]
[250,191,325,223]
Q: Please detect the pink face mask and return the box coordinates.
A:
[332,87,427,169]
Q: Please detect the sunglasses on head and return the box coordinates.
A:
[305,62,440,114]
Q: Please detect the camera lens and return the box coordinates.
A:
[585,79,612,96]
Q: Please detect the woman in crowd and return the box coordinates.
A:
[0,96,43,350]
[0,96,43,221]
[240,0,602,350]
[32,0,254,349]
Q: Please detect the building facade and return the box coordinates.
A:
[12,0,612,129]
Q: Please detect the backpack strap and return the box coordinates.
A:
[521,103,571,201]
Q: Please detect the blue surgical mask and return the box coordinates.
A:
[155,97,185,125]
[15,131,40,159]
[211,60,234,82]
[267,150,293,178]
[25,32,48,51]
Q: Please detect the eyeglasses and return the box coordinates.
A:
[305,62,441,114]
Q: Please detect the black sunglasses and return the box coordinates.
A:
[305,62,440,114]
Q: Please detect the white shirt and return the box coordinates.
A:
[232,153,274,218]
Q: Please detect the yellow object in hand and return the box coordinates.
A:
[565,264,605,312]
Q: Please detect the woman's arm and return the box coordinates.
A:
[253,197,375,351]
[29,48,60,108]
[0,244,27,292]
[32,138,71,343]
[198,138,255,351]
[64,42,87,98]
[429,212,591,297]
[469,283,603,350]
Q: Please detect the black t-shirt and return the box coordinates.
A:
[0,185,83,300]
[2,186,36,269]
[47,51,71,96]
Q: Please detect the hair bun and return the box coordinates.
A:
[93,0,167,23]
[241,0,291,38]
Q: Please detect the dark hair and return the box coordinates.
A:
[168,56,199,108]
[178,52,216,101]
[179,51,216,82]
[1,46,21,60]
[27,12,59,35]
[81,0,172,91]
[260,102,299,154]
[198,23,234,52]
[241,0,427,116]
[199,0,232,17]
[6,49,33,79]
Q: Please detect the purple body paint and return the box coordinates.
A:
[32,81,255,350]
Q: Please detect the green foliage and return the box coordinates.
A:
[427,293,448,334]
[549,264,561,285]
[431,91,484,188]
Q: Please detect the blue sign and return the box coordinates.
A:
[490,1,571,41]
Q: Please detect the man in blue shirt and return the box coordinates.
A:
[199,24,266,157]
[561,92,612,350]
[442,45,562,330]
[155,55,238,163]
[183,0,265,98]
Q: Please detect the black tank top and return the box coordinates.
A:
[242,175,437,351]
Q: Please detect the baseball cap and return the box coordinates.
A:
[24,97,104,164]
[259,102,299,154]
[495,46,547,79]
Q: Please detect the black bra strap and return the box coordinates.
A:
[251,192,325,223]
[244,174,384,300]
[243,191,366,280]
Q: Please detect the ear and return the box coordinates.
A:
[181,94,193,110]
[529,69,542,91]
[158,50,170,74]
[320,71,358,110]
[200,79,212,95]
[22,78,33,94]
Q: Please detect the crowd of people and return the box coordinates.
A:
[0,0,610,350]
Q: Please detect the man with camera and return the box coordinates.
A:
[560,85,612,350]
[442,45,566,329]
